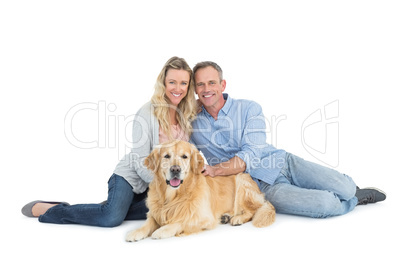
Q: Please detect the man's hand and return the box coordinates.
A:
[201,165,218,177]
[201,156,246,177]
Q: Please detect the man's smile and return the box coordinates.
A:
[202,93,215,98]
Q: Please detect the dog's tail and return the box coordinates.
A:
[252,201,276,228]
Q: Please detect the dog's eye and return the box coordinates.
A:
[164,154,171,159]
[182,155,188,159]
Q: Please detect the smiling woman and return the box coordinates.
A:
[152,57,197,141]
[164,69,189,107]
[21,56,198,228]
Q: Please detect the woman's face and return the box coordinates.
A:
[164,69,190,106]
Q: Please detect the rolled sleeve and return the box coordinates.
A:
[235,102,268,173]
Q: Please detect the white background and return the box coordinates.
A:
[1,1,401,267]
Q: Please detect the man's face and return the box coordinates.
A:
[194,66,226,109]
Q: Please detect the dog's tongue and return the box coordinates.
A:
[170,178,181,187]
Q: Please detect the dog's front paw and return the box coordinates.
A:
[230,215,244,226]
[151,224,180,240]
[125,229,149,242]
[151,228,173,240]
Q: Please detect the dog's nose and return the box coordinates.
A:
[170,165,181,174]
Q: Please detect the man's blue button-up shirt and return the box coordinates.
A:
[191,93,287,185]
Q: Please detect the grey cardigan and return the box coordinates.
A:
[114,101,159,193]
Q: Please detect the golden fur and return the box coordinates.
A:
[125,140,275,241]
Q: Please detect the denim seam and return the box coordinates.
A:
[102,175,119,215]
[277,206,330,218]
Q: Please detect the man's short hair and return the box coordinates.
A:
[193,61,223,82]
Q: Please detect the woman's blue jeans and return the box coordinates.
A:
[39,174,148,227]
[259,153,358,218]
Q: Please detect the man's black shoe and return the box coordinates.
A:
[356,187,386,205]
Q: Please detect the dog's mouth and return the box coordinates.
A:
[166,177,183,188]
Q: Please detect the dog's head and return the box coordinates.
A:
[144,140,205,189]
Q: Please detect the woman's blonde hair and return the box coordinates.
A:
[151,56,197,140]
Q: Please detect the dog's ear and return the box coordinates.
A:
[191,146,205,175]
[144,147,160,173]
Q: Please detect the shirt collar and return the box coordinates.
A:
[220,93,231,115]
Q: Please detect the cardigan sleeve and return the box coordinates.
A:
[129,103,156,183]
[113,102,157,192]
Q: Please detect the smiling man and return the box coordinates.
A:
[190,61,386,219]
[194,64,226,120]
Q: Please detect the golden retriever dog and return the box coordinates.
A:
[125,140,275,242]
